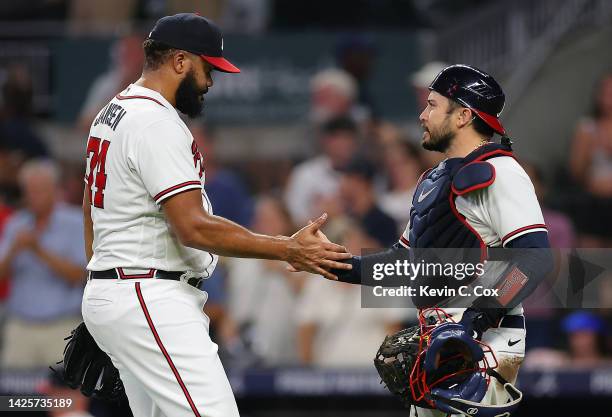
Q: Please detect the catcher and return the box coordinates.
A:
[328,64,553,416]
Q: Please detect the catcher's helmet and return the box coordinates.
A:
[429,64,506,135]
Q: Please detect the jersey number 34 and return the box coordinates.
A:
[86,136,110,209]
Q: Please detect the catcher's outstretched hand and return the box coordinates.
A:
[286,213,352,280]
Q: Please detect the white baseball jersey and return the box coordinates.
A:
[84,84,218,276]
[400,156,546,248]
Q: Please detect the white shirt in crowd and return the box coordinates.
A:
[295,278,409,368]
[284,156,341,224]
[227,258,300,365]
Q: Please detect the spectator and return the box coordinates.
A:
[379,140,422,232]
[192,121,254,350]
[0,160,85,369]
[226,195,306,365]
[296,220,406,368]
[335,34,377,110]
[190,122,253,226]
[77,32,145,131]
[410,62,449,112]
[0,197,13,304]
[562,311,609,367]
[310,68,367,127]
[366,118,404,149]
[0,63,49,159]
[59,161,88,208]
[0,141,22,205]
[522,311,611,369]
[338,157,398,247]
[0,198,11,228]
[569,71,612,246]
[598,275,612,355]
[360,117,405,184]
[285,116,358,224]
[407,62,448,168]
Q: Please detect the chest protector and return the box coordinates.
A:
[408,142,513,251]
[407,142,513,308]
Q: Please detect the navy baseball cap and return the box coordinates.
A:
[148,13,240,73]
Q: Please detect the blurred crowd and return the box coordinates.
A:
[0,0,487,34]
[0,11,611,387]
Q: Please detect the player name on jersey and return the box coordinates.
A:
[93,102,127,131]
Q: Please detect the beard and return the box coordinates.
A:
[175,70,207,118]
[421,117,455,152]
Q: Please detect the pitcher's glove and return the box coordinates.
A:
[56,322,124,401]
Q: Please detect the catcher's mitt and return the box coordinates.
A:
[374,325,432,408]
[55,322,124,401]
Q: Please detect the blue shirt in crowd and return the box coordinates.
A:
[205,170,254,227]
[0,203,85,321]
[202,170,253,305]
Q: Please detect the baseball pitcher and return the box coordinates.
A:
[74,13,352,417]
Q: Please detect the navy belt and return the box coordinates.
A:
[89,269,203,288]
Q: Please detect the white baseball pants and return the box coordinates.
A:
[82,277,240,417]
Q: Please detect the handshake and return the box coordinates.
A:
[285,212,353,281]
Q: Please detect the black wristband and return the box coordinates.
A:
[330,243,408,286]
[331,257,362,284]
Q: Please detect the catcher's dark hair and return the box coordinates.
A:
[472,116,495,138]
[143,39,177,71]
[447,100,495,138]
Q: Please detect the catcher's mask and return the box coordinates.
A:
[409,308,498,407]
[376,308,522,417]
